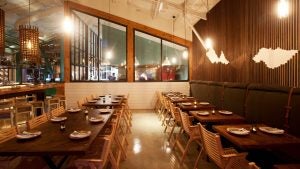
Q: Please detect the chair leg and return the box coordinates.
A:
[167,124,176,141]
[193,147,203,169]
[180,139,193,165]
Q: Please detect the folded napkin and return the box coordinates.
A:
[259,127,284,134]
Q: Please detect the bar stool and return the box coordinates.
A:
[13,104,34,126]
[45,97,60,113]
[0,99,15,129]
[14,96,28,104]
[30,101,45,117]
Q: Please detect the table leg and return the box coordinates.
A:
[42,155,68,169]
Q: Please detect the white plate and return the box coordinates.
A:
[16,131,42,139]
[88,100,97,103]
[171,97,180,100]
[219,110,233,115]
[258,127,284,134]
[197,111,210,116]
[69,131,91,139]
[226,128,250,135]
[50,117,67,122]
[182,102,192,106]
[89,117,104,123]
[186,97,194,99]
[111,100,119,103]
[45,96,52,99]
[67,108,81,112]
[98,109,112,113]
[199,102,210,105]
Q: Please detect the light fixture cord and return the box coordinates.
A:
[28,0,30,25]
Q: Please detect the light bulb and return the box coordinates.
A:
[63,16,74,33]
[182,50,188,59]
[205,38,213,49]
[106,50,113,59]
[26,40,32,49]
[277,0,289,18]
[171,57,177,64]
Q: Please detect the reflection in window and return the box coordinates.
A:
[134,31,188,82]
[70,10,126,81]
[135,31,161,81]
[162,40,188,81]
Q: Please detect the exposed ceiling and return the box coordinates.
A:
[1,0,220,54]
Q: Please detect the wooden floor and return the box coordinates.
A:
[9,110,218,169]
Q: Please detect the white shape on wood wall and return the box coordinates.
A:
[206,48,229,64]
[252,47,298,69]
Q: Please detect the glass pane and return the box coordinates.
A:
[70,10,127,82]
[162,40,188,81]
[135,31,161,81]
[101,20,126,81]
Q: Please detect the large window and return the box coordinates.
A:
[70,10,126,81]
[134,31,188,82]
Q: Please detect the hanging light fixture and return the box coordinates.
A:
[182,0,188,59]
[0,8,4,61]
[19,0,39,64]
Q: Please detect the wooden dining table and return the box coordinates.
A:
[0,108,114,169]
[177,102,215,112]
[213,124,300,150]
[190,110,246,124]
[82,95,124,108]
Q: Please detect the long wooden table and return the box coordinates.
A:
[213,124,300,150]
[190,110,245,124]
[82,95,124,108]
[0,109,113,169]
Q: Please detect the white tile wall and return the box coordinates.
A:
[65,82,190,109]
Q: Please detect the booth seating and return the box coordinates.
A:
[288,88,300,137]
[244,84,291,129]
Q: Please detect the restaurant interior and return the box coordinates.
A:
[0,0,299,169]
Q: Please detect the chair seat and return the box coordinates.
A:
[77,137,106,160]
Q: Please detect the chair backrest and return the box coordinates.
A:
[0,127,17,143]
[0,99,14,110]
[171,106,182,123]
[199,124,224,168]
[245,84,291,128]
[15,96,28,104]
[223,82,248,117]
[50,106,65,118]
[27,113,48,130]
[77,99,85,109]
[179,112,193,135]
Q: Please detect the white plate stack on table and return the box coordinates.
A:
[226,127,250,135]
[16,131,42,140]
[259,127,284,134]
[218,110,233,115]
[69,130,91,139]
[50,116,67,122]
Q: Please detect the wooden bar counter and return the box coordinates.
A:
[0,83,64,99]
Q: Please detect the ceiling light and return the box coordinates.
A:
[63,16,74,34]
[277,0,289,18]
[182,50,188,59]
[171,57,177,64]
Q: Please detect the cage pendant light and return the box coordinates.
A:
[0,8,4,59]
[19,0,39,64]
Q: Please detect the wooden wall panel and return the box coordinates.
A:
[192,0,300,87]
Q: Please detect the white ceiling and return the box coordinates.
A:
[1,0,220,49]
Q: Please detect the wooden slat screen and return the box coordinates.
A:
[192,0,300,87]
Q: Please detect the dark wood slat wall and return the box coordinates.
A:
[192,0,300,87]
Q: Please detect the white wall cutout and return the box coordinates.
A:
[252,47,298,69]
[206,48,229,64]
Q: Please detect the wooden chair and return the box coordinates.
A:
[164,105,182,141]
[45,97,60,113]
[56,95,66,109]
[49,106,65,118]
[77,98,85,109]
[30,101,45,117]
[0,127,18,169]
[13,103,34,126]
[26,113,48,130]
[74,123,118,169]
[196,123,253,169]
[173,111,202,165]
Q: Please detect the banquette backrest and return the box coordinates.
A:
[244,84,292,129]
[223,82,248,117]
[190,80,212,101]
[288,88,300,137]
[207,82,224,109]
